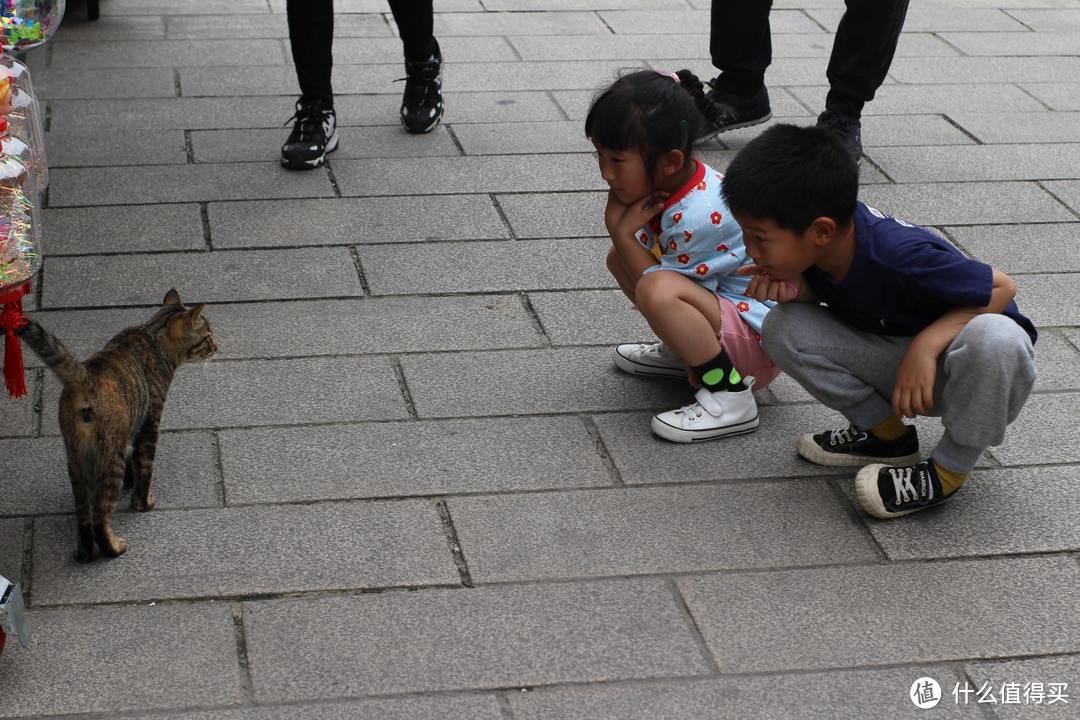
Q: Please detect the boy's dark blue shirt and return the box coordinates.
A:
[803,203,1037,344]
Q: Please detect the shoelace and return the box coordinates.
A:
[283,106,326,144]
[395,59,440,109]
[828,425,859,446]
[887,465,933,505]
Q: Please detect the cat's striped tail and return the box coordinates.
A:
[15,319,91,389]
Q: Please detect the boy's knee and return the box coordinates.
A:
[950,314,1035,373]
[760,303,808,361]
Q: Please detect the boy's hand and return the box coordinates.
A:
[736,265,800,303]
[893,341,937,419]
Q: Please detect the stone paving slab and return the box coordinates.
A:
[208,195,507,248]
[790,84,1047,116]
[1014,274,1080,327]
[1008,8,1080,31]
[1042,180,1080,214]
[0,433,220,516]
[112,696,506,720]
[867,144,1080,183]
[219,416,611,505]
[950,112,1080,145]
[552,86,814,121]
[242,580,711,701]
[401,347,689,418]
[1017,83,1080,112]
[807,5,1026,32]
[990,392,1080,467]
[38,357,410,433]
[42,246,361,308]
[599,9,823,34]
[449,482,877,582]
[46,129,188,167]
[0,518,23,583]
[496,191,607,238]
[25,295,542,362]
[166,13,392,40]
[0,391,36,439]
[358,238,612,295]
[43,204,205,255]
[858,182,1076,226]
[847,465,1080,561]
[1028,331,1080,392]
[527,289,654,346]
[334,154,604,196]
[967,654,1080,719]
[48,162,335,207]
[720,114,976,151]
[508,669,981,720]
[46,93,562,130]
[31,500,457,605]
[101,0,267,14]
[31,67,176,99]
[941,31,1080,57]
[52,15,166,42]
[453,120,593,156]
[314,35,516,64]
[191,126,460,163]
[51,39,285,69]
[889,57,1080,85]
[484,0,688,8]
[435,10,610,35]
[0,604,242,718]
[946,223,1080,274]
[677,556,1080,672]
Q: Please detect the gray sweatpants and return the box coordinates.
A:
[761,303,1037,474]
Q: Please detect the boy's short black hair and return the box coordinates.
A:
[721,123,859,234]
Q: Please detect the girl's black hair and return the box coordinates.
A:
[585,68,709,180]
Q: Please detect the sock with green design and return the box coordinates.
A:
[693,350,746,392]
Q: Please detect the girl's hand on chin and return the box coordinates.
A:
[615,192,669,238]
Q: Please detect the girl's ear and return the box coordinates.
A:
[658,148,686,178]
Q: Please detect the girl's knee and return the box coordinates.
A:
[605,247,622,277]
[633,270,676,309]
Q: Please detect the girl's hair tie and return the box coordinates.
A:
[657,70,680,84]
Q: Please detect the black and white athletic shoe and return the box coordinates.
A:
[797,423,920,467]
[816,109,862,163]
[696,83,772,142]
[856,459,955,519]
[281,99,338,170]
[400,40,444,134]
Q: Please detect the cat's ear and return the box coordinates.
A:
[163,289,183,307]
[186,304,206,327]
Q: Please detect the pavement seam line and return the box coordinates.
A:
[579,414,624,486]
[495,691,516,719]
[211,430,228,507]
[390,355,419,420]
[20,517,34,607]
[667,579,723,674]
[231,602,256,704]
[435,498,475,588]
[516,292,552,347]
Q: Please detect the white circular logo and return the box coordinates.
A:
[910,677,942,709]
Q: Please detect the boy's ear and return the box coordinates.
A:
[659,148,686,178]
[809,217,839,246]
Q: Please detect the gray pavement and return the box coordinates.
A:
[1,0,1079,717]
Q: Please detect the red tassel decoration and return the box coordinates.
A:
[0,281,30,398]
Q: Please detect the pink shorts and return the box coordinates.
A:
[690,295,779,391]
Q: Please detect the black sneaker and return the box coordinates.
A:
[281,99,338,170]
[797,423,920,467]
[816,109,862,162]
[696,82,772,142]
[856,459,956,519]
[399,40,444,134]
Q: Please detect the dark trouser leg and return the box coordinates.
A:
[825,0,910,118]
[709,0,773,96]
[387,0,436,61]
[287,0,334,106]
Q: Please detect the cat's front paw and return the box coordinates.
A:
[130,494,156,512]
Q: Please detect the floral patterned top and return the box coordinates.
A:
[635,160,774,333]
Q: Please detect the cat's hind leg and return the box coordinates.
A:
[92,455,127,558]
[129,418,160,512]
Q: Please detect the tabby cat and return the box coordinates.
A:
[16,289,217,562]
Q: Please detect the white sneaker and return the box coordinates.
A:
[651,378,759,443]
[613,342,686,378]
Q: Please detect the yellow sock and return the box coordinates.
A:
[932,460,968,496]
[869,414,908,442]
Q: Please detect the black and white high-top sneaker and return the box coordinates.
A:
[856,459,956,519]
[399,40,443,134]
[281,99,338,170]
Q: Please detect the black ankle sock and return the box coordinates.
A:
[693,350,746,392]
